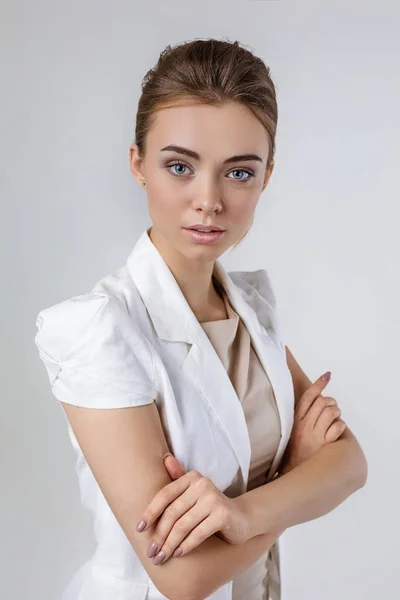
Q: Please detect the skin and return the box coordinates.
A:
[136,373,352,564]
[129,98,274,322]
[60,97,367,600]
[128,96,366,564]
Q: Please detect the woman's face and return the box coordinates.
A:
[130,99,274,261]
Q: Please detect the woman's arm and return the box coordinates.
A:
[235,347,367,538]
[61,401,285,600]
[237,425,367,539]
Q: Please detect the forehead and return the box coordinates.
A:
[146,100,269,157]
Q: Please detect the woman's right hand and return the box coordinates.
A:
[279,372,347,475]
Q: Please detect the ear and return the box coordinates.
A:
[262,159,275,191]
[129,143,145,186]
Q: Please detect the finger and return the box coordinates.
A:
[297,372,332,419]
[325,419,347,443]
[148,487,198,557]
[172,513,223,558]
[164,454,186,480]
[137,476,191,532]
[314,404,342,434]
[155,509,219,564]
[306,396,338,426]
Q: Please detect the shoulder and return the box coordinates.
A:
[35,264,146,364]
[35,293,110,366]
[228,268,277,309]
[35,289,152,367]
[35,268,156,407]
[228,268,284,351]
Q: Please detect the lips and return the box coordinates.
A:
[185,225,224,232]
[184,228,225,244]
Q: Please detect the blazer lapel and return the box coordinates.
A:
[212,261,294,485]
[127,228,293,491]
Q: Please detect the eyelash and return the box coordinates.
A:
[165,161,255,183]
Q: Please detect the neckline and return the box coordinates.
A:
[200,284,239,325]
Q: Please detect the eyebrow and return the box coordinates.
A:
[160,144,264,164]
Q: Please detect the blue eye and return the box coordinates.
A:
[165,161,254,183]
[167,162,191,176]
[227,169,254,182]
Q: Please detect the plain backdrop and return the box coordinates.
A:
[1,1,399,598]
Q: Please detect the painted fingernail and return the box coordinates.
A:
[146,542,159,558]
[136,520,147,532]
[153,550,166,565]
[321,371,331,381]
[172,547,183,557]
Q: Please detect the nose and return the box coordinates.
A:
[193,177,222,214]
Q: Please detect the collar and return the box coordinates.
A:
[126,227,293,489]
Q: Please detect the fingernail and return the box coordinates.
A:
[136,520,147,532]
[146,542,159,558]
[153,550,166,565]
[321,371,331,381]
[163,452,173,459]
[172,547,183,557]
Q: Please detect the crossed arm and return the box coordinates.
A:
[249,347,368,535]
[239,422,367,540]
[62,346,367,600]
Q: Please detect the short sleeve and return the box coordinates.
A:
[34,293,156,409]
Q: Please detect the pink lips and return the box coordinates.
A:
[185,224,225,232]
[183,228,226,244]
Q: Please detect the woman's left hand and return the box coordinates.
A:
[136,453,252,565]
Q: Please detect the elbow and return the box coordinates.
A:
[353,450,368,491]
[359,455,368,488]
[178,590,206,600]
[168,590,201,600]
[179,576,219,600]
[340,428,368,491]
[168,576,210,600]
[161,576,200,600]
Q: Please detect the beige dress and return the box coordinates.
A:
[200,278,282,600]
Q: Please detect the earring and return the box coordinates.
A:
[142,182,146,187]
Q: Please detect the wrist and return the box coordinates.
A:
[231,492,257,540]
[233,488,274,540]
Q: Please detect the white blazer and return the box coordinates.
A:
[35,227,295,600]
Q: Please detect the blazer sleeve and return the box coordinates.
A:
[34,293,156,409]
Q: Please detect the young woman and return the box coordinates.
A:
[35,39,367,600]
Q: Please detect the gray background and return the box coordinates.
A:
[1,1,399,598]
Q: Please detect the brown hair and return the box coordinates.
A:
[133,38,278,250]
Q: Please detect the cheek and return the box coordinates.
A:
[147,193,184,231]
[152,199,182,217]
[148,180,184,213]
[228,196,258,225]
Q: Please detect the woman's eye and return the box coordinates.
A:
[166,162,191,176]
[227,169,254,183]
[165,162,254,183]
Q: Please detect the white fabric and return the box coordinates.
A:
[200,290,282,600]
[35,227,295,600]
